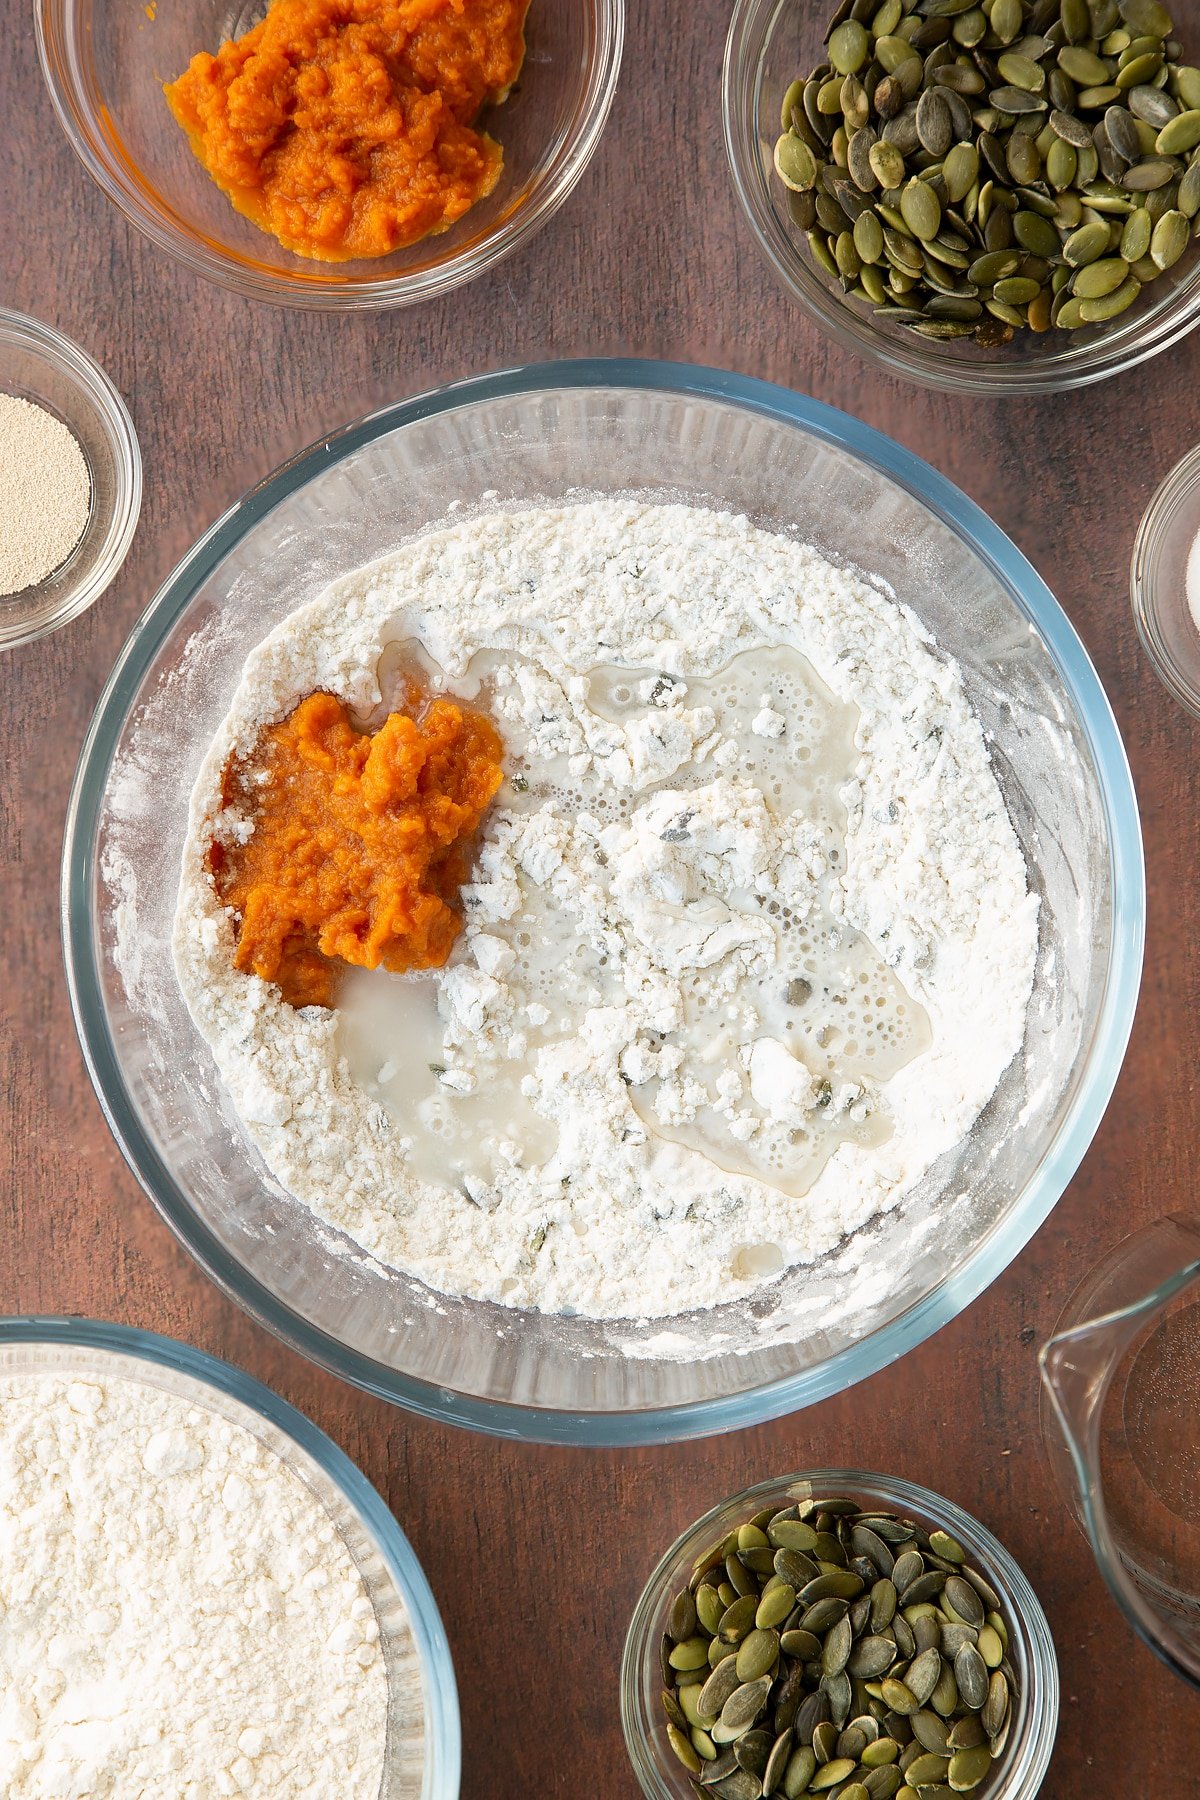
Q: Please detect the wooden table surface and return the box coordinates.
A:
[4,1,1200,1794]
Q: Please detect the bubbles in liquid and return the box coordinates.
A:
[336,637,932,1204]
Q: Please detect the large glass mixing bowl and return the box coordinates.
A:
[62,361,1144,1444]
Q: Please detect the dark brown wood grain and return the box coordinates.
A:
[3,3,1200,1795]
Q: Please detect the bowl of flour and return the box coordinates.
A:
[0,1318,459,1797]
[63,361,1145,1443]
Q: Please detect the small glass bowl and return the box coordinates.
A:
[621,1471,1058,1800]
[723,0,1200,396]
[0,1316,460,1799]
[1131,443,1200,720]
[36,0,624,311]
[0,308,141,649]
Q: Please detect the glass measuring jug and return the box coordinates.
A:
[1040,1213,1200,1688]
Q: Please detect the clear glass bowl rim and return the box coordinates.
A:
[619,1468,1060,1800]
[35,0,625,311]
[721,0,1200,396]
[1130,440,1200,720]
[0,1314,462,1797]
[61,357,1146,1445]
[0,306,142,648]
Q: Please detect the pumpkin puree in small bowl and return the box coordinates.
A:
[210,687,504,1008]
[164,0,530,261]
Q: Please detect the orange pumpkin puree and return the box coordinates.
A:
[164,0,529,262]
[210,688,504,1008]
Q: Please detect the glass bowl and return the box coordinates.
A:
[620,1471,1058,1800]
[0,1316,460,1799]
[0,308,141,649]
[61,359,1144,1445]
[1131,442,1200,719]
[36,0,623,310]
[722,0,1200,396]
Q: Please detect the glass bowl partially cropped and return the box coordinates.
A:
[620,1471,1058,1800]
[723,0,1200,395]
[62,359,1144,1445]
[0,1316,460,1799]
[0,307,141,648]
[1131,441,1200,719]
[36,0,623,310]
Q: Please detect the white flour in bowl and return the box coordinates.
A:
[0,1373,388,1798]
[173,500,1038,1320]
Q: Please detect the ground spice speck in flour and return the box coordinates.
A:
[0,393,91,596]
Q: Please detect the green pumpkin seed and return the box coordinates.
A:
[1079,271,1142,315]
[905,1647,944,1708]
[1059,47,1113,87]
[762,1727,794,1797]
[768,1518,819,1553]
[943,1577,985,1627]
[864,1772,904,1800]
[720,1595,760,1643]
[911,1711,950,1754]
[670,1589,699,1641]
[848,1633,900,1679]
[900,179,942,240]
[929,1663,959,1717]
[991,0,1023,40]
[863,1736,901,1767]
[668,1722,703,1773]
[981,1670,1010,1739]
[1073,254,1134,296]
[721,1675,774,1735]
[782,1744,818,1800]
[998,53,1046,94]
[780,78,807,135]
[829,19,871,74]
[1055,294,1090,326]
[1151,107,1200,154]
[1117,51,1165,91]
[1029,284,1057,331]
[1121,0,1172,31]
[1129,83,1179,127]
[775,133,818,192]
[1012,209,1061,256]
[811,1759,859,1791]
[952,1645,988,1711]
[855,210,885,264]
[906,1753,951,1787]
[1151,208,1191,267]
[734,1726,774,1774]
[947,1745,993,1792]
[880,1678,920,1715]
[737,1627,781,1682]
[870,1579,898,1632]
[1120,205,1154,258]
[1178,157,1200,216]
[812,1717,839,1763]
[671,1636,713,1671]
[1123,157,1178,189]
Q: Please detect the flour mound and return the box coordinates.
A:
[0,1374,388,1798]
[173,500,1038,1321]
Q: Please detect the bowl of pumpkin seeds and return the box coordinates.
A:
[621,1473,1058,1800]
[723,0,1200,391]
